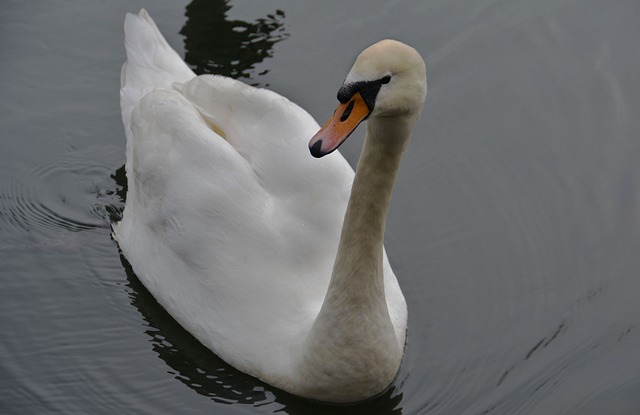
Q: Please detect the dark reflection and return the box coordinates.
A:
[104,164,126,223]
[180,0,288,84]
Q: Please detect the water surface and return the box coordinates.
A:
[1,0,640,414]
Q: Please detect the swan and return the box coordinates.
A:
[114,9,426,403]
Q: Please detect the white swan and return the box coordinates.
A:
[114,9,426,403]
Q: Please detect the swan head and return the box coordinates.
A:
[309,39,427,158]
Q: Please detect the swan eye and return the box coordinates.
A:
[381,75,391,84]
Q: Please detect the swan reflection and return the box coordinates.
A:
[180,0,288,84]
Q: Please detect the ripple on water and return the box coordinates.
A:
[0,157,116,249]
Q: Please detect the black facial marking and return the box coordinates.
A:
[337,83,358,103]
[336,75,392,112]
[340,100,355,122]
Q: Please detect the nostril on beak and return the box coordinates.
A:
[340,100,355,122]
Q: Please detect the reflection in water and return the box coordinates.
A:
[104,164,126,223]
[180,0,288,85]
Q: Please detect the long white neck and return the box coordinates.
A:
[295,114,416,403]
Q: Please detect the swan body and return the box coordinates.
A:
[114,9,426,403]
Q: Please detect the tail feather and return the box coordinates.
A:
[119,9,196,211]
[120,9,195,130]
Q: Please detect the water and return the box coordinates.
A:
[1,0,640,414]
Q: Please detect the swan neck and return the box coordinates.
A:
[332,116,411,287]
[296,115,415,402]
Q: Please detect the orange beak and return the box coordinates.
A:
[309,92,371,158]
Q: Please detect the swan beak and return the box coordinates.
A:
[309,92,371,158]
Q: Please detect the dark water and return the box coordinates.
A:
[2,0,640,414]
